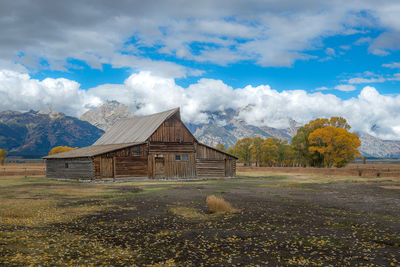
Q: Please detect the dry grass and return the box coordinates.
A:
[0,198,108,226]
[237,166,400,185]
[0,176,114,227]
[237,163,400,179]
[206,195,238,214]
[0,163,45,176]
[380,185,400,190]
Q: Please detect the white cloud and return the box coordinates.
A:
[382,62,400,68]
[1,69,400,140]
[347,71,400,84]
[334,84,357,91]
[1,1,400,72]
[325,48,336,56]
[0,70,101,117]
[348,77,386,84]
[315,86,329,91]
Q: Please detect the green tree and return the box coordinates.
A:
[0,149,8,165]
[215,143,226,152]
[233,138,253,166]
[250,137,263,167]
[260,138,279,167]
[226,146,236,156]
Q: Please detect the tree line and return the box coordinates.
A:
[218,117,361,168]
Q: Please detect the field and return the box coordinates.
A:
[0,163,45,176]
[0,168,399,265]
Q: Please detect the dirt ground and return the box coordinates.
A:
[0,172,399,266]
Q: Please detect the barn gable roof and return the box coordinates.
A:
[94,107,180,145]
[44,142,144,159]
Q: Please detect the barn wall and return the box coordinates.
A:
[147,152,196,179]
[93,144,148,179]
[196,143,236,178]
[46,158,93,179]
[149,113,195,143]
[164,153,196,178]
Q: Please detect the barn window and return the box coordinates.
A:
[175,155,188,161]
[133,146,141,156]
[65,163,69,168]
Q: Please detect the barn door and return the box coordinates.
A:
[225,159,233,177]
[100,157,114,178]
[154,157,165,178]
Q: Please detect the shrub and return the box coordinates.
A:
[206,195,238,214]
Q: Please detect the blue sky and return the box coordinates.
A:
[1,0,400,139]
[28,27,400,100]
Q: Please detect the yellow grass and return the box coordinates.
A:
[0,198,109,226]
[380,185,400,190]
[0,163,45,176]
[237,169,400,185]
[206,195,238,214]
[237,163,400,179]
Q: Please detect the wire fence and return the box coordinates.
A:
[0,165,46,176]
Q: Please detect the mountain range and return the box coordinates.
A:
[79,101,400,158]
[1,100,399,158]
[0,110,103,157]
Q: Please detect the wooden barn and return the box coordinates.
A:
[44,108,237,180]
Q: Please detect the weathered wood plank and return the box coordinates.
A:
[46,158,94,179]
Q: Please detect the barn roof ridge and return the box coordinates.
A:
[93,107,181,145]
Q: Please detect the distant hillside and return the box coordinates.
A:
[357,132,400,158]
[0,110,104,157]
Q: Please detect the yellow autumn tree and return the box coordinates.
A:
[233,138,253,166]
[250,137,263,166]
[48,146,78,155]
[260,138,279,167]
[0,149,8,165]
[292,116,353,167]
[215,144,226,152]
[308,126,361,167]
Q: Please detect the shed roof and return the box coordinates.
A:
[93,108,179,145]
[43,142,143,159]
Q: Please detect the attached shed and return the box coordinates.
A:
[44,108,237,180]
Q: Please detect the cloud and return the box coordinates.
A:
[382,62,400,68]
[348,77,385,84]
[2,69,400,140]
[325,48,336,56]
[346,71,400,84]
[0,70,101,116]
[334,84,357,91]
[1,1,400,72]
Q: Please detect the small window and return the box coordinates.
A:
[175,155,181,161]
[65,163,69,168]
[182,155,188,161]
[133,146,141,156]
